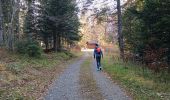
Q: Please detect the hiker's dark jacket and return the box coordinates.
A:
[94,47,103,58]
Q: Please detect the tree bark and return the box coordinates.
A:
[57,34,61,51]
[53,33,57,51]
[0,0,3,47]
[15,0,20,40]
[8,0,18,50]
[117,0,125,60]
[5,0,20,50]
[44,37,49,50]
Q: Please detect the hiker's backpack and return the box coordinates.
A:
[96,47,101,54]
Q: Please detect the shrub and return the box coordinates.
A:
[26,43,42,57]
[16,40,42,58]
[15,40,28,54]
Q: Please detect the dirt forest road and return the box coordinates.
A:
[44,52,132,100]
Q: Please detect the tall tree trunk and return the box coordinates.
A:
[57,34,61,51]
[6,0,20,51]
[15,0,20,41]
[53,33,57,51]
[44,37,49,50]
[27,0,32,41]
[8,25,14,50]
[168,51,170,73]
[0,0,3,47]
[117,0,125,60]
[8,0,17,50]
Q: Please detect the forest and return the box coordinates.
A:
[122,0,170,73]
[0,0,81,57]
[0,0,170,99]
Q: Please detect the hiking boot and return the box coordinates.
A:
[99,67,102,70]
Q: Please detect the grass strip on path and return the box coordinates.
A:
[103,56,170,100]
[79,58,104,100]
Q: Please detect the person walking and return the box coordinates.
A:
[94,44,103,71]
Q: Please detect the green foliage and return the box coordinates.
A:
[7,62,23,74]
[24,0,37,40]
[26,43,42,57]
[1,0,13,24]
[16,40,42,58]
[15,40,28,54]
[6,51,75,74]
[1,0,81,52]
[37,0,81,51]
[0,90,24,100]
[122,0,170,72]
[103,56,170,100]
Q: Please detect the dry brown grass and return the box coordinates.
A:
[0,49,77,99]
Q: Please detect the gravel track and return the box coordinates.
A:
[44,57,85,100]
[44,52,132,100]
[92,60,132,100]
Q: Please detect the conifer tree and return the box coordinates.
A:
[38,0,81,51]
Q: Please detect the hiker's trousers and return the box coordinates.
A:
[96,56,101,69]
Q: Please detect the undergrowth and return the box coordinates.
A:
[0,50,77,100]
[103,56,170,100]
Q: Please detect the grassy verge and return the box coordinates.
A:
[102,56,170,100]
[0,50,79,100]
[79,58,103,100]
